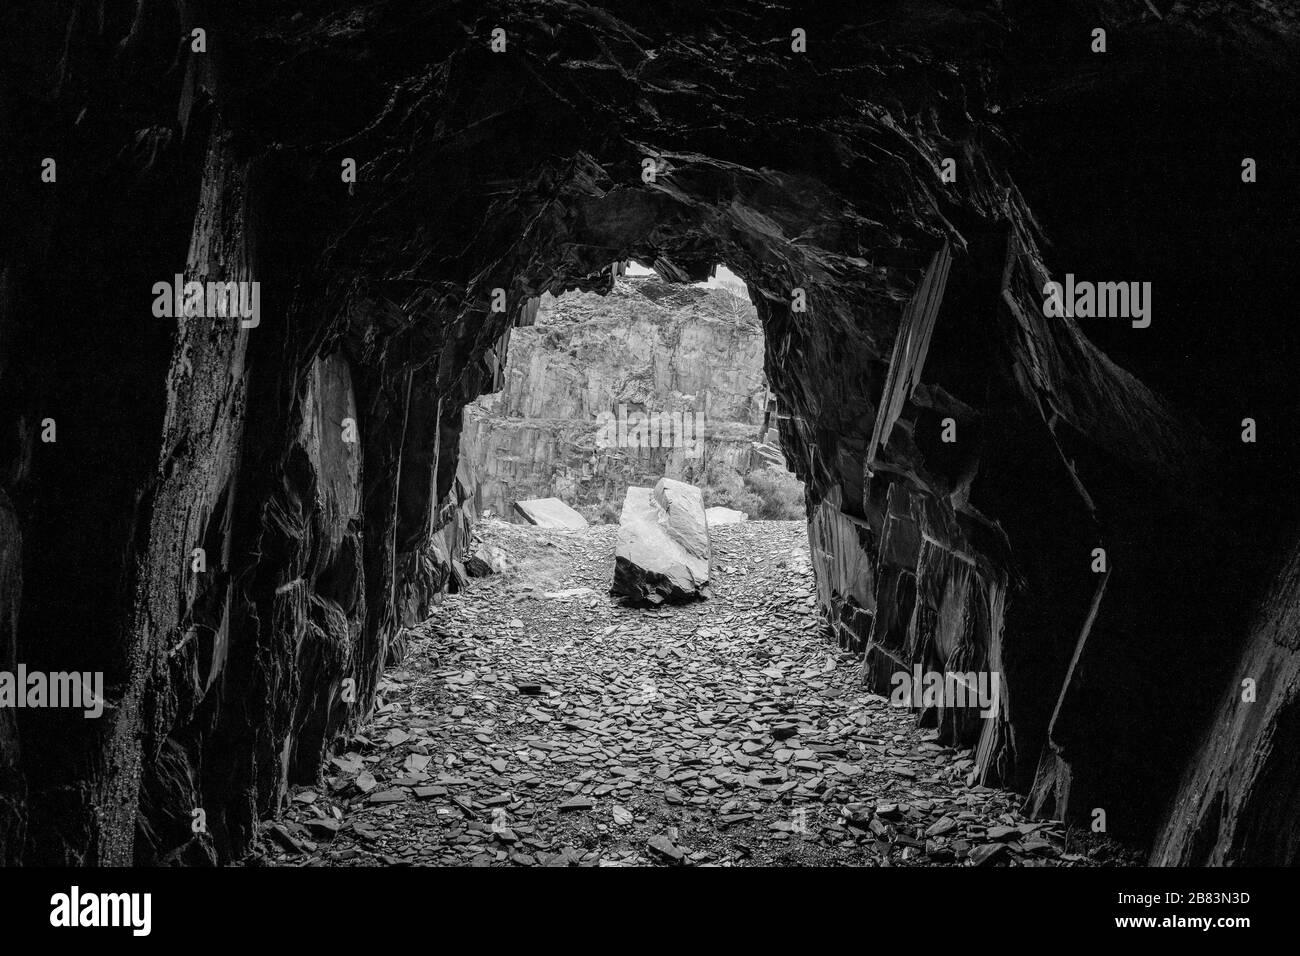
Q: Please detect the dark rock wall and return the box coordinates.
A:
[0,490,22,858]
[1153,542,1300,865]
[1,0,1298,864]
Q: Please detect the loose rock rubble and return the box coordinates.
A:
[252,520,1131,867]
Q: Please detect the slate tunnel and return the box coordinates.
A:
[1,0,1299,866]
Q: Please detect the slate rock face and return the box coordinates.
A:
[514,498,589,531]
[613,479,711,604]
[0,490,23,863]
[1,0,1299,866]
[461,276,774,522]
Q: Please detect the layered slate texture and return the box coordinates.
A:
[1,0,1298,864]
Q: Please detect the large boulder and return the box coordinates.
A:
[613,479,711,604]
[513,497,588,530]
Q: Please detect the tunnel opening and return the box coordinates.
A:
[461,259,802,530]
[2,0,1299,877]
[257,223,1125,868]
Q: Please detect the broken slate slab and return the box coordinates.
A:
[304,817,341,837]
[969,843,1009,866]
[612,478,711,605]
[514,497,589,530]
[647,834,685,863]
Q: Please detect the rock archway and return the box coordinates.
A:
[2,1,1298,866]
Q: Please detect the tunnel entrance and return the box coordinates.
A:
[250,262,1128,868]
[460,260,804,529]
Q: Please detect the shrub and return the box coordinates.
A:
[699,458,760,515]
[742,466,805,519]
[697,458,803,519]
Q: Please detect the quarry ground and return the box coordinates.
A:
[251,519,1132,867]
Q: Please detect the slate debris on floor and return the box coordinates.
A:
[247,520,1133,868]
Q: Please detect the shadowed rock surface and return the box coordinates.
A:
[1,1,1299,865]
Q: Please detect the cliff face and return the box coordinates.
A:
[1,0,1299,866]
[461,415,769,523]
[484,278,766,425]
[462,275,781,521]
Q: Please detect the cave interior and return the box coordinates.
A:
[1,0,1299,866]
